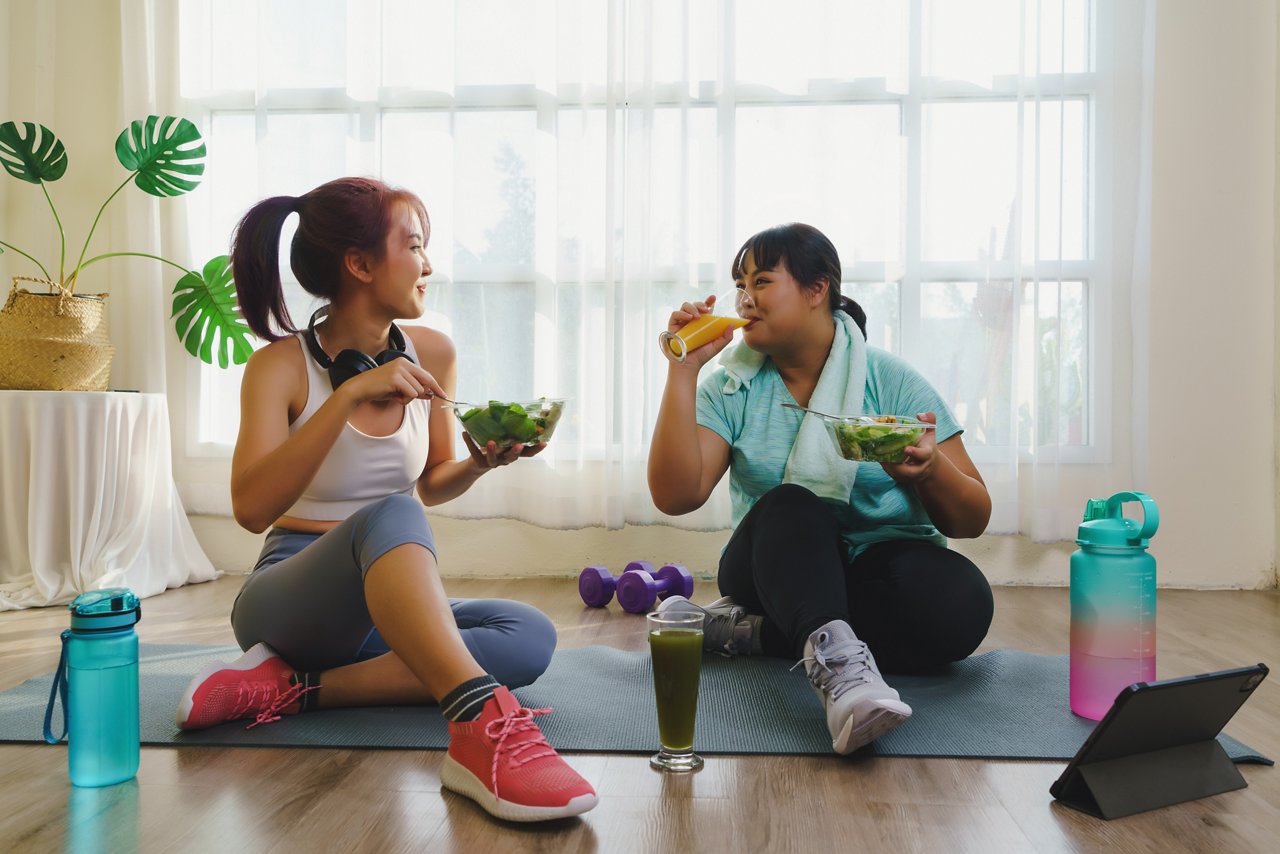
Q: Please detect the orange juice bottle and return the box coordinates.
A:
[659,289,754,362]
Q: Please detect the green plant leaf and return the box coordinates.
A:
[171,254,254,368]
[115,116,206,198]
[0,121,68,184]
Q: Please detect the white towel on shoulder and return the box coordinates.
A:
[718,312,867,502]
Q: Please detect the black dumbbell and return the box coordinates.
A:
[578,561,695,613]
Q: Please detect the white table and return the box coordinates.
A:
[0,390,219,610]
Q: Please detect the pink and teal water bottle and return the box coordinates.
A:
[1069,492,1159,720]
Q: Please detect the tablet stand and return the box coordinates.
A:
[1053,738,1246,820]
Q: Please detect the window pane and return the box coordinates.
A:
[179,0,258,94]
[923,0,1022,82]
[919,281,1016,446]
[381,0,455,90]
[556,0,608,87]
[736,105,902,267]
[1022,98,1087,260]
[922,102,1017,262]
[556,109,608,273]
[260,1,348,88]
[924,0,1090,82]
[455,1,538,86]
[1029,0,1091,75]
[925,100,1087,261]
[451,112,538,270]
[645,108,719,271]
[1018,279,1087,446]
[737,0,907,87]
[641,0,719,85]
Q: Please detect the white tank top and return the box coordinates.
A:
[284,331,432,520]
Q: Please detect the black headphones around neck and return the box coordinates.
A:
[304,307,414,391]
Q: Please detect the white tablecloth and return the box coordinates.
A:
[0,390,219,610]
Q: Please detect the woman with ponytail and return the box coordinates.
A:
[648,222,994,756]
[175,177,596,822]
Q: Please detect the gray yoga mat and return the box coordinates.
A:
[0,644,1269,763]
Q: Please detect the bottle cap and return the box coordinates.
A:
[68,588,142,632]
[1076,491,1159,548]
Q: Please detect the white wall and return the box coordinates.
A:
[0,4,133,353]
[1143,0,1276,588]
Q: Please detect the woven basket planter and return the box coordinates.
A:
[0,277,115,391]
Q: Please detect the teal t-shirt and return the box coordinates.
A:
[695,346,962,558]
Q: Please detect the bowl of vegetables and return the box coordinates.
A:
[452,398,567,451]
[825,414,931,464]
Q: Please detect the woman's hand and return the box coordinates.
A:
[663,294,736,368]
[462,434,547,471]
[341,359,446,407]
[880,411,939,485]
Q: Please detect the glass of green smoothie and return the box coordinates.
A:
[646,610,705,772]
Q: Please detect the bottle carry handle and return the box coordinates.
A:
[43,630,71,744]
[1104,491,1160,540]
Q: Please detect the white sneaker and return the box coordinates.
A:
[656,595,758,657]
[796,620,912,754]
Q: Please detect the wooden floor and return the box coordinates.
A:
[1,576,1276,853]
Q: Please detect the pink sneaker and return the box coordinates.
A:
[441,687,598,822]
[175,642,317,731]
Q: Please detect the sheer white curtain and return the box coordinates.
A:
[171,0,1151,540]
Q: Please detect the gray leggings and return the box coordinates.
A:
[231,494,557,688]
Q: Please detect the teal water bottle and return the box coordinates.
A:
[1069,492,1159,720]
[44,589,142,787]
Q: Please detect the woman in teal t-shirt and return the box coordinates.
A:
[648,223,994,755]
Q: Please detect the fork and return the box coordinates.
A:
[780,403,937,427]
[427,393,483,409]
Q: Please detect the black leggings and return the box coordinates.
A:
[718,484,994,674]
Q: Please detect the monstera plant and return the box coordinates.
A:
[0,116,251,368]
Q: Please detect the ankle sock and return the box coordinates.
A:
[440,675,500,722]
[289,671,324,712]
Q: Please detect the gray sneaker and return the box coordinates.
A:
[795,620,912,754]
[656,595,758,657]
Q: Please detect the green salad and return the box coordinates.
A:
[830,417,925,463]
[456,399,565,450]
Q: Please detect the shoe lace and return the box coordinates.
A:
[701,604,749,658]
[792,640,873,701]
[483,705,555,798]
[241,681,320,730]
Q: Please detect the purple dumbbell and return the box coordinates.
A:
[579,565,618,608]
[617,561,694,613]
[578,561,695,613]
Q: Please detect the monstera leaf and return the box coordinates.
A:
[172,255,253,368]
[0,121,68,184]
[115,116,206,197]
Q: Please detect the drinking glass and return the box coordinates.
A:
[647,610,705,772]
[659,289,755,363]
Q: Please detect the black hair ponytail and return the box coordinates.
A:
[230,195,299,342]
[838,295,868,340]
